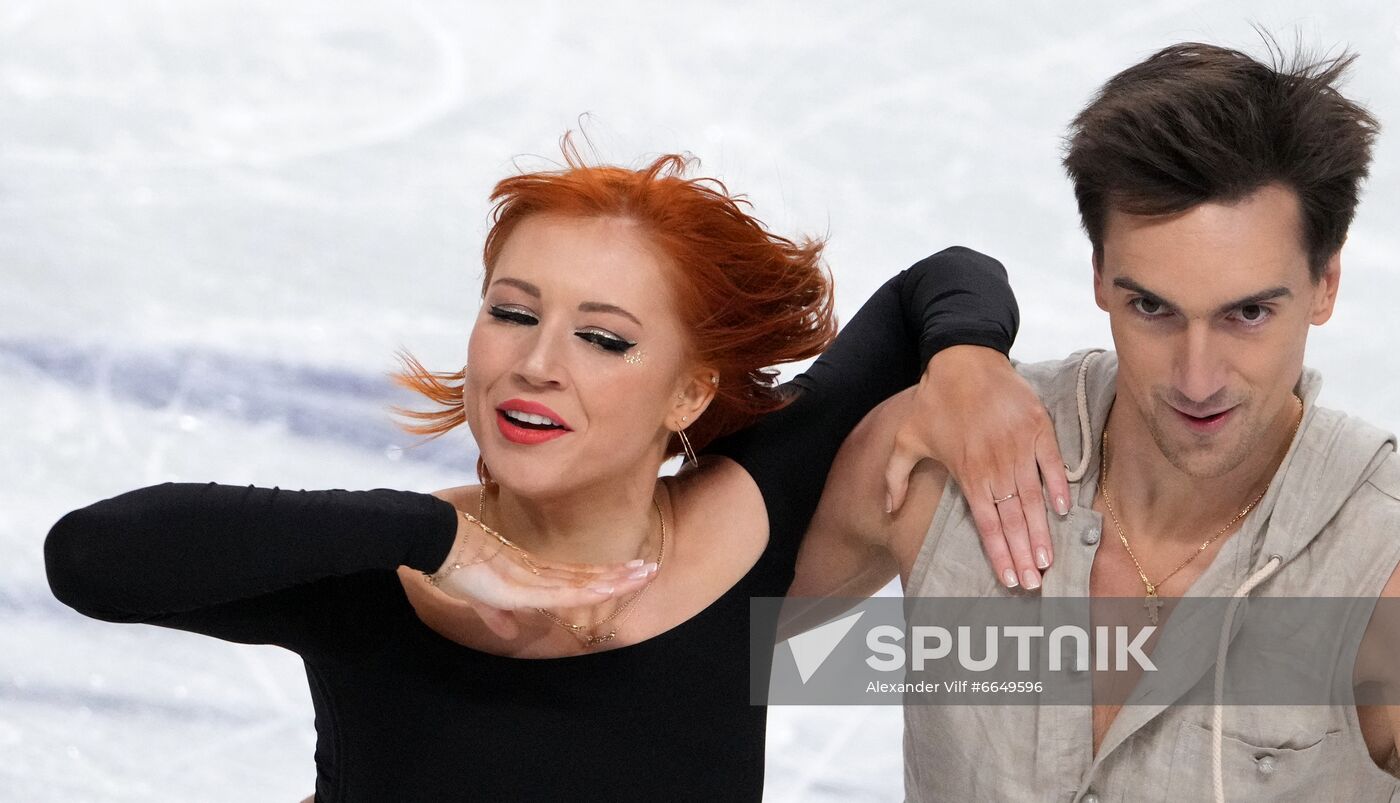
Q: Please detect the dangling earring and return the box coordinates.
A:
[678,415,698,465]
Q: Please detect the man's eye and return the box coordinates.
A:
[1132,297,1166,316]
[1234,304,1271,325]
[488,305,537,325]
[576,330,636,354]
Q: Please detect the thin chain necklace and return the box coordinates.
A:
[1099,395,1302,625]
[481,485,666,649]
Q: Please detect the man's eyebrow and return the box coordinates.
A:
[1111,276,1293,315]
[1212,286,1292,315]
[1112,277,1175,310]
[578,301,642,327]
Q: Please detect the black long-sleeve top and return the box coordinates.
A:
[45,246,1017,802]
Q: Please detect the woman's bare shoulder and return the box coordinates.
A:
[668,456,768,537]
[429,484,482,510]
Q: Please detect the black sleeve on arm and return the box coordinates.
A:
[44,482,459,650]
[703,245,1018,557]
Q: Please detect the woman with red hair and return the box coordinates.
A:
[45,146,1063,800]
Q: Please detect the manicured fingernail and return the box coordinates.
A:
[590,585,615,594]
[645,562,659,574]
[1002,569,1019,589]
[1055,495,1070,516]
[1036,548,1050,569]
[629,569,649,580]
[1022,569,1041,590]
[626,558,646,568]
[885,493,894,514]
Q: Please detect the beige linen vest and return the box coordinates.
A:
[903,349,1400,803]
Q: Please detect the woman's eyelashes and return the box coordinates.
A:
[576,329,637,354]
[488,305,636,355]
[488,304,538,325]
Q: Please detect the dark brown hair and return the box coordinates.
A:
[1063,40,1379,279]
[393,138,837,461]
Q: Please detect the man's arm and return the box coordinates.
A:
[787,388,949,601]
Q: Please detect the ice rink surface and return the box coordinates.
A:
[3,2,1399,800]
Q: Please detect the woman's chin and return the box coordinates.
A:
[478,459,573,498]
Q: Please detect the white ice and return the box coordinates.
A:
[3,2,1399,800]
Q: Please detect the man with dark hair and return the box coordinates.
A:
[792,42,1400,800]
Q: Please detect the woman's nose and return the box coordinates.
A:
[513,331,567,389]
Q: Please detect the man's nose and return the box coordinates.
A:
[1174,321,1227,406]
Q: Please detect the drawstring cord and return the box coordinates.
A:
[1212,555,1282,803]
[1064,351,1101,483]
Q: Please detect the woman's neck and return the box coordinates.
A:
[486,471,665,565]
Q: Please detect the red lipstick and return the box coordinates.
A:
[495,399,572,445]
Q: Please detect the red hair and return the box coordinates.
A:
[393,138,837,460]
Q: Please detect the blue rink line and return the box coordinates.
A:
[0,338,477,472]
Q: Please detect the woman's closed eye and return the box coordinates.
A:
[488,304,538,325]
[576,329,636,354]
[488,305,635,353]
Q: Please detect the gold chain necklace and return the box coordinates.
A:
[1099,396,1302,625]
[480,485,666,649]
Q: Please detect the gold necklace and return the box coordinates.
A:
[1099,395,1302,625]
[481,485,666,649]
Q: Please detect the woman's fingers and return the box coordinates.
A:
[968,493,1020,590]
[883,435,920,515]
[450,560,660,642]
[989,467,1038,591]
[533,560,651,585]
[440,545,657,610]
[534,556,649,575]
[472,604,521,640]
[1013,454,1050,583]
[521,558,658,590]
[1005,418,1070,582]
[502,569,656,610]
[895,348,1071,591]
[1038,430,1072,518]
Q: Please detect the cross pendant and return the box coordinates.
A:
[1143,589,1163,626]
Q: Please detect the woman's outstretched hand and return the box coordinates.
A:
[425,499,658,640]
[883,345,1069,591]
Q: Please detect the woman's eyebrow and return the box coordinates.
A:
[490,278,642,327]
[578,301,642,327]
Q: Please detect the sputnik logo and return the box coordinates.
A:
[786,611,865,683]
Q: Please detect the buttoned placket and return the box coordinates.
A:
[1040,491,1105,802]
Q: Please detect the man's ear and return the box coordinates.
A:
[1092,252,1109,312]
[1310,251,1342,326]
